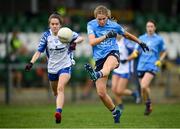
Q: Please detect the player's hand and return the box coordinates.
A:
[25,62,33,71]
[105,30,117,39]
[155,60,162,67]
[139,42,149,52]
[120,59,127,64]
[69,42,77,51]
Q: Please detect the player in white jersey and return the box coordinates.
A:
[112,36,141,112]
[25,12,84,123]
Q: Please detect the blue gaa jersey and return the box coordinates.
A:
[37,29,78,74]
[87,19,125,61]
[135,33,166,72]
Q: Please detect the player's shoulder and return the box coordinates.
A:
[87,19,97,26]
[107,19,120,28]
[139,33,146,39]
[154,33,163,40]
[42,29,51,37]
[108,19,118,24]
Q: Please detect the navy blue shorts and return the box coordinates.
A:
[137,70,156,78]
[48,67,72,81]
[95,50,120,71]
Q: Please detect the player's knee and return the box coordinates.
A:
[115,62,119,68]
[111,86,116,93]
[113,88,123,96]
[116,89,124,96]
[97,91,106,99]
[141,84,148,91]
[111,86,123,95]
[57,86,64,93]
[101,69,110,77]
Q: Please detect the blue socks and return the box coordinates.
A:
[118,104,124,110]
[56,108,62,113]
[95,71,103,78]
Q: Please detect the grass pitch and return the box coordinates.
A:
[0,102,180,128]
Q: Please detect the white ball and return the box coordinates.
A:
[58,27,73,44]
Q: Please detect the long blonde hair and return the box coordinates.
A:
[94,5,109,18]
[94,5,117,22]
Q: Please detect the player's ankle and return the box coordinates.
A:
[117,104,124,110]
[56,108,62,113]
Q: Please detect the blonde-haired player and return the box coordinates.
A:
[85,5,149,123]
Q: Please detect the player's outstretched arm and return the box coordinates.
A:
[74,36,84,44]
[123,31,149,52]
[25,51,41,71]
[69,36,84,51]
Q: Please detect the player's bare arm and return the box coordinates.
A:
[30,51,41,64]
[88,34,106,46]
[123,31,141,44]
[123,31,149,52]
[74,36,84,44]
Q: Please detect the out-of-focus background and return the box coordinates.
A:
[0,0,180,105]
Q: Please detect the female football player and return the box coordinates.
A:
[126,20,167,115]
[25,12,84,123]
[85,5,149,123]
[112,36,141,112]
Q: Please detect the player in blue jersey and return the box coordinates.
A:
[25,12,84,123]
[126,20,167,115]
[84,5,149,123]
[112,36,141,112]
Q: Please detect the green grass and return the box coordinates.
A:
[0,102,180,128]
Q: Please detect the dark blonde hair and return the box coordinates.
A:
[48,12,63,24]
[107,9,117,22]
[107,9,111,19]
[94,5,109,18]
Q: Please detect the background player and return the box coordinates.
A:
[126,20,167,115]
[112,36,141,112]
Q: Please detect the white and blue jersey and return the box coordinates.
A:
[87,19,125,61]
[113,38,135,79]
[37,29,78,74]
[135,33,166,73]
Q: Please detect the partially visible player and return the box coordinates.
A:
[85,5,149,123]
[126,20,167,115]
[112,36,141,111]
[25,12,84,123]
[108,11,141,109]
